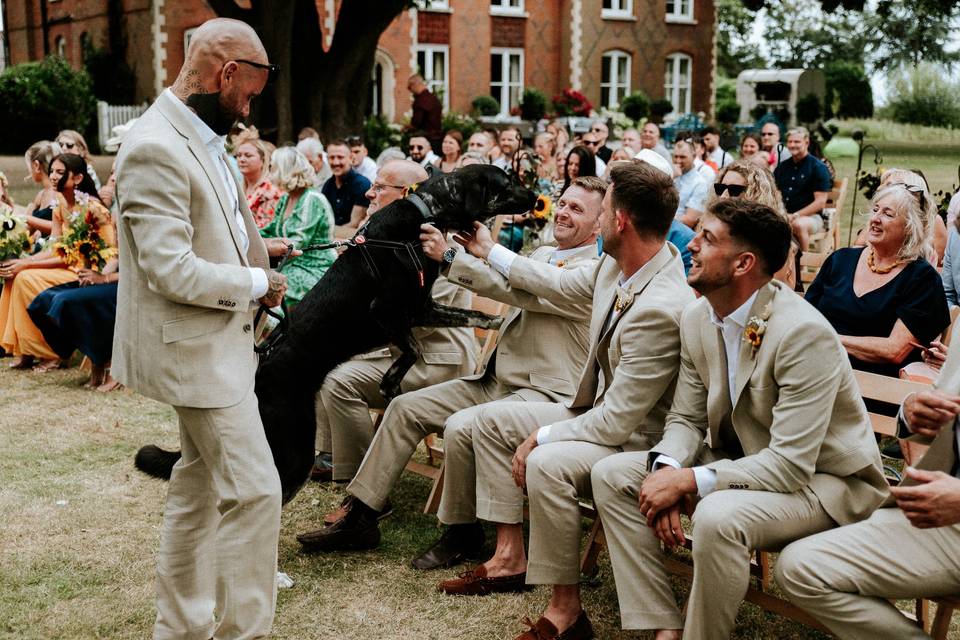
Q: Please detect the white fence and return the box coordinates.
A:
[97,101,148,152]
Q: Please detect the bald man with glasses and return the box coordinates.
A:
[590,120,613,163]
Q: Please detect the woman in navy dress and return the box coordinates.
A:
[806,182,950,378]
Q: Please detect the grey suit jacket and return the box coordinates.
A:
[446,244,598,402]
[506,243,695,450]
[649,280,889,526]
[112,90,269,409]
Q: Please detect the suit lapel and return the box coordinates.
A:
[910,423,958,479]
[599,243,673,342]
[732,282,778,407]
[156,92,248,265]
[703,321,731,447]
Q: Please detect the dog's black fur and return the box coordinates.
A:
[134,165,536,503]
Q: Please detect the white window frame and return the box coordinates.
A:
[666,0,695,23]
[415,44,450,112]
[602,0,634,20]
[55,36,66,58]
[601,50,631,109]
[490,47,524,117]
[418,0,452,12]
[665,53,692,115]
[490,0,525,17]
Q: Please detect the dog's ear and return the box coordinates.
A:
[462,172,490,215]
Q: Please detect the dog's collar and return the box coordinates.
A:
[405,192,434,221]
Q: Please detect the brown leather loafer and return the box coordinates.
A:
[323,497,393,525]
[514,610,594,639]
[437,564,531,596]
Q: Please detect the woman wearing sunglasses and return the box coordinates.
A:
[56,130,101,190]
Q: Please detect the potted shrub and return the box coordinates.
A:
[471,95,501,117]
[520,88,548,121]
[649,98,674,124]
[620,92,650,123]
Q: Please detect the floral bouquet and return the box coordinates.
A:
[53,194,117,271]
[0,208,31,261]
[552,88,593,117]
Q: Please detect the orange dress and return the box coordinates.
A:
[0,194,116,359]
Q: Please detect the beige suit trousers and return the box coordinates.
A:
[525,441,619,585]
[472,402,579,524]
[776,507,960,640]
[346,376,551,515]
[315,354,470,481]
[591,451,835,638]
[156,387,281,640]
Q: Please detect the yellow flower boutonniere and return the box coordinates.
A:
[743,302,773,358]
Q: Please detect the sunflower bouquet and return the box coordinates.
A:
[0,208,31,261]
[52,193,117,271]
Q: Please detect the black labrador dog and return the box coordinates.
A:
[135,164,536,503]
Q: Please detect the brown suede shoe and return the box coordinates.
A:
[437,564,531,596]
[513,610,594,640]
[323,497,393,525]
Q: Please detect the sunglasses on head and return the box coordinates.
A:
[235,59,280,77]
[714,183,747,197]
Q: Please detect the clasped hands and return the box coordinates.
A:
[0,259,26,279]
[419,221,496,262]
[639,466,698,548]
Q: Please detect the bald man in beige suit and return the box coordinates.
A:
[591,199,887,640]
[776,323,960,639]
[113,19,289,640]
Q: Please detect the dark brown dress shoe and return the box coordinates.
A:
[323,497,393,525]
[437,564,531,596]
[513,610,594,640]
[410,521,485,570]
[297,496,380,552]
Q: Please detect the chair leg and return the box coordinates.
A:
[423,461,445,514]
[579,518,606,576]
[930,601,955,639]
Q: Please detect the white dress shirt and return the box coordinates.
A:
[164,89,268,301]
[655,290,759,496]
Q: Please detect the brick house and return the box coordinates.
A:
[2,0,715,123]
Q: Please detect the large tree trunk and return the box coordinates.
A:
[206,0,409,143]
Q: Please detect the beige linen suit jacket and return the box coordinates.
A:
[446,244,599,402]
[112,90,269,409]
[506,243,695,450]
[649,280,889,526]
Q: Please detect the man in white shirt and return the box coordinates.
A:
[408,134,439,168]
[492,127,522,172]
[672,140,709,228]
[348,135,378,183]
[591,198,886,640]
[702,126,733,169]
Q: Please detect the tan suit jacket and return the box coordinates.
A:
[506,243,695,450]
[112,90,269,409]
[650,280,889,526]
[446,244,598,402]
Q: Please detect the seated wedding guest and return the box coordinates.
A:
[21,140,62,237]
[347,136,378,183]
[943,211,960,306]
[777,327,960,639]
[534,132,559,182]
[593,198,887,640]
[0,153,115,370]
[236,138,282,229]
[634,149,694,274]
[56,130,100,189]
[259,147,336,309]
[323,139,371,237]
[712,159,798,288]
[672,140,709,229]
[546,120,571,153]
[610,146,635,162]
[739,132,767,168]
[433,130,463,174]
[640,122,673,165]
[296,136,331,186]
[774,127,832,251]
[806,183,950,377]
[702,126,732,169]
[458,151,488,168]
[28,259,121,390]
[298,176,604,562]
[0,172,13,213]
[305,159,476,484]
[560,146,596,195]
[620,128,641,156]
[467,131,493,161]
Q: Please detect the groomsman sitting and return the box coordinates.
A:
[436,161,694,640]
[296,177,605,558]
[591,198,888,640]
[776,325,960,640]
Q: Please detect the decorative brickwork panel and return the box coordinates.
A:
[491,16,525,48]
[418,11,450,44]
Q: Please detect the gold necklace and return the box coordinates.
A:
[867,249,901,274]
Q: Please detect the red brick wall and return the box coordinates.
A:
[490,16,525,48]
[447,2,491,114]
[418,11,450,44]
[525,0,564,101]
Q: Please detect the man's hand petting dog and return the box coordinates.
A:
[419,224,449,262]
[454,221,496,260]
[259,270,287,308]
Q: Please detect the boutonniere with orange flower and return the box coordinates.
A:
[743,302,773,358]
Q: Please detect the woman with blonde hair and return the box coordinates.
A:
[21,140,62,236]
[236,138,282,229]
[533,132,559,181]
[259,146,337,308]
[56,130,100,189]
[806,182,949,377]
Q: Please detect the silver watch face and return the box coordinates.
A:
[443,248,457,263]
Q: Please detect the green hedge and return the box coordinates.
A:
[0,57,97,154]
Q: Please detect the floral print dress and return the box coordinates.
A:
[259,187,337,308]
[247,178,283,229]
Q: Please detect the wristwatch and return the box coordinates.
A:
[441,247,457,267]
